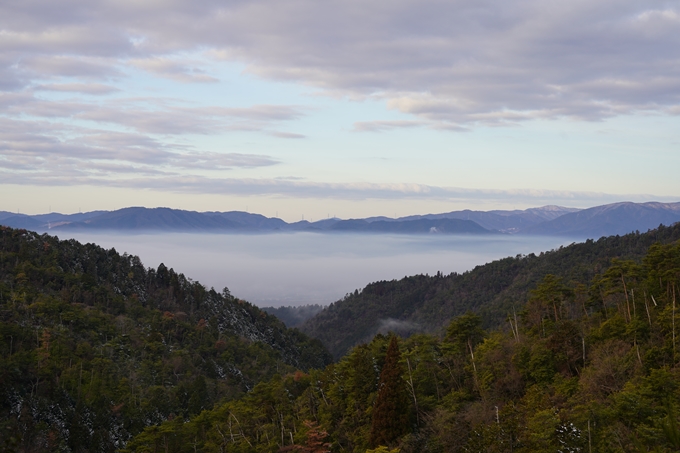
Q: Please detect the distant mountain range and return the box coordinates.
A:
[519,202,680,237]
[1,201,679,239]
[381,204,581,232]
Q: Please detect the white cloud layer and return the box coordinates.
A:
[35,83,120,94]
[0,115,280,178]
[0,153,673,207]
[1,0,679,127]
[128,57,219,84]
[353,120,425,132]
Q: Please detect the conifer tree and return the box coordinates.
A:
[370,336,409,448]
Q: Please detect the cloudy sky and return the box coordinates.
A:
[1,0,679,220]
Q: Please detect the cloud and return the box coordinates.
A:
[35,83,120,94]
[0,147,674,207]
[171,152,279,169]
[1,0,679,128]
[128,57,219,83]
[0,27,131,57]
[353,120,424,132]
[77,103,305,135]
[0,89,306,135]
[18,55,122,79]
[267,131,306,139]
[0,116,280,177]
[200,0,680,126]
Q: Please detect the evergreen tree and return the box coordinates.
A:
[370,336,409,448]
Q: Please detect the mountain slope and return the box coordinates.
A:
[0,214,45,229]
[0,211,108,230]
[301,223,680,359]
[204,211,288,229]
[0,211,15,221]
[58,206,244,231]
[396,205,580,232]
[0,226,331,451]
[328,217,492,234]
[520,201,680,237]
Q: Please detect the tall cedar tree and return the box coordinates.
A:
[370,336,410,447]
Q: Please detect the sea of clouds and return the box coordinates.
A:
[53,231,575,307]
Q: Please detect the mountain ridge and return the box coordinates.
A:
[1,201,679,238]
[520,201,680,237]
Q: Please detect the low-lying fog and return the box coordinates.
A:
[52,232,577,307]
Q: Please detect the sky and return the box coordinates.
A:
[1,0,679,222]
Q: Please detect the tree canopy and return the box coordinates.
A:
[0,226,330,452]
[122,237,680,452]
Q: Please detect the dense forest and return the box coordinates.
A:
[124,236,680,452]
[302,224,680,359]
[3,224,680,452]
[0,227,330,452]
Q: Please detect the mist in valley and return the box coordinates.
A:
[53,231,576,307]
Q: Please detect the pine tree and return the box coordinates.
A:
[370,336,409,448]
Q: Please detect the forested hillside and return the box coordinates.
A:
[0,227,331,452]
[124,238,680,452]
[302,223,680,359]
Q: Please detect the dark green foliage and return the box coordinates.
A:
[302,223,680,359]
[0,227,331,452]
[302,276,432,359]
[5,224,680,452]
[370,337,409,448]
[124,234,680,453]
[445,312,485,354]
